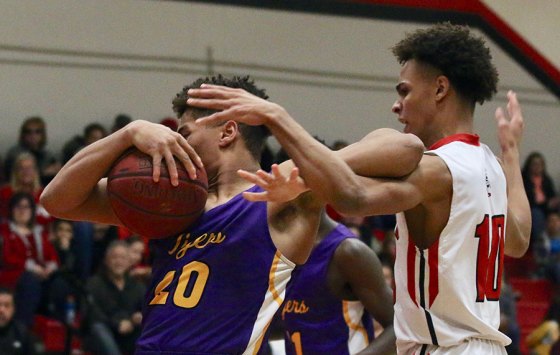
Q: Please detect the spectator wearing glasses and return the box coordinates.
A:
[0,192,59,327]
[0,152,52,226]
[5,117,61,186]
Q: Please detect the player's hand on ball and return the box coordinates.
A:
[238,164,308,203]
[127,120,202,186]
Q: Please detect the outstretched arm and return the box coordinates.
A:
[40,120,201,225]
[496,91,531,257]
[187,85,424,215]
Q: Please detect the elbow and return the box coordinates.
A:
[328,185,370,216]
[399,134,425,176]
[39,187,65,218]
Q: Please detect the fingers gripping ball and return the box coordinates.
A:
[107,148,208,239]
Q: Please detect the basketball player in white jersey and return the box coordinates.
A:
[186,23,531,355]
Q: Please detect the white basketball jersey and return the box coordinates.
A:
[393,134,511,354]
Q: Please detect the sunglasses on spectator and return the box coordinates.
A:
[23,128,44,134]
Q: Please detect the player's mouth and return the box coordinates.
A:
[398,118,409,132]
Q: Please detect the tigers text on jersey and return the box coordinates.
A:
[393,134,511,354]
[136,185,295,355]
[281,223,374,354]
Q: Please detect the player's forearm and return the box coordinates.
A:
[336,128,424,178]
[502,151,531,257]
[264,107,368,214]
[41,122,135,216]
[357,325,396,355]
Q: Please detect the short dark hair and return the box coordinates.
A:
[53,218,73,231]
[112,114,133,132]
[20,116,47,148]
[392,22,498,106]
[0,286,14,298]
[84,123,107,139]
[172,75,271,161]
[8,192,36,226]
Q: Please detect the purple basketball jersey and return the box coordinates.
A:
[136,185,295,355]
[281,224,374,354]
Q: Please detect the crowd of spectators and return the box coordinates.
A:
[0,114,156,354]
[1,114,559,354]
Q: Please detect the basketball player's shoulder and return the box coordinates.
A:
[333,237,376,269]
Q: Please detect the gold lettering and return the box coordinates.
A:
[175,238,191,259]
[192,233,210,248]
[168,234,185,255]
[296,300,309,314]
[282,300,293,320]
[281,299,309,320]
[170,232,226,259]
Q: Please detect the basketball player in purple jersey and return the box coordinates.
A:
[278,211,395,354]
[41,76,422,354]
[187,23,532,354]
[266,142,395,354]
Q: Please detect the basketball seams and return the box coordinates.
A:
[108,174,208,190]
[107,147,208,239]
[108,191,204,218]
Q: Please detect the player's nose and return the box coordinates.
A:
[391,100,401,114]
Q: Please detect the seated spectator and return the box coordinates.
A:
[530,294,560,354]
[50,219,76,273]
[111,114,133,133]
[526,320,559,355]
[535,212,560,282]
[522,152,560,242]
[46,218,84,322]
[61,122,108,164]
[0,287,40,354]
[82,240,145,355]
[0,192,59,327]
[126,235,151,284]
[5,116,60,186]
[0,152,51,226]
[500,276,521,355]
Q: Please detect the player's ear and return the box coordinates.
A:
[435,75,450,102]
[218,120,238,147]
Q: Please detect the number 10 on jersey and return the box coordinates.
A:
[475,214,505,302]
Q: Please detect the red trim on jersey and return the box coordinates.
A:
[428,239,439,307]
[428,133,480,150]
[407,239,418,307]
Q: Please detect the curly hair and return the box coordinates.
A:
[172,74,271,161]
[392,22,498,105]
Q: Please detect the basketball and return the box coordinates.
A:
[107,148,208,239]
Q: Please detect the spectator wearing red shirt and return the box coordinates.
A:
[0,192,59,327]
[0,152,52,226]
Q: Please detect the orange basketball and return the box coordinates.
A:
[107,148,208,239]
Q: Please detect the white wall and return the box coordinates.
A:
[0,0,558,181]
[483,0,560,69]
